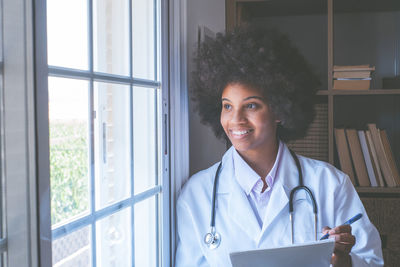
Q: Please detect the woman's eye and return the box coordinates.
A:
[223,103,231,110]
[246,103,257,109]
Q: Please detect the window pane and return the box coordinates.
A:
[52,226,92,267]
[0,252,5,267]
[94,82,131,210]
[0,0,4,250]
[132,0,155,80]
[47,0,88,69]
[96,208,132,267]
[133,87,160,194]
[49,77,90,226]
[93,0,130,76]
[134,196,157,267]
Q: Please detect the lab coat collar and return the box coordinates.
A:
[259,144,300,242]
[218,146,262,238]
[217,144,300,244]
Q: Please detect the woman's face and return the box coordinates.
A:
[220,83,279,155]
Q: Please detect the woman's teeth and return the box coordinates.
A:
[232,130,252,136]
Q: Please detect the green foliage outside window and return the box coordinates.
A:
[50,121,89,225]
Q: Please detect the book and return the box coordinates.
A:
[334,71,372,79]
[367,124,397,187]
[334,128,357,185]
[345,129,370,187]
[380,129,400,186]
[333,79,370,90]
[358,130,378,187]
[365,130,385,187]
[333,65,375,71]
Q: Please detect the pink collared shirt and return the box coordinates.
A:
[233,141,284,227]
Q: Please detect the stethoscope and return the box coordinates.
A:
[204,149,318,250]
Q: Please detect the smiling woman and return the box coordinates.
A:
[220,83,279,177]
[176,24,384,267]
[191,24,320,143]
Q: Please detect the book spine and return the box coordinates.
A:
[380,130,400,186]
[334,128,357,186]
[365,130,384,187]
[346,129,370,187]
[358,130,378,187]
[367,124,396,187]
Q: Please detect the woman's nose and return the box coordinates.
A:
[231,109,246,123]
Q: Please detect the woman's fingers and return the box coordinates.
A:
[329,224,351,235]
[321,225,356,255]
[322,226,331,235]
[332,233,356,254]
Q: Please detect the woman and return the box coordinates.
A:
[176,25,383,267]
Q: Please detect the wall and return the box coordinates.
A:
[187,0,226,176]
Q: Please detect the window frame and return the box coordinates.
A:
[35,0,175,266]
[0,0,189,265]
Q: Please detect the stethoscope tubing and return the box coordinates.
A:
[205,149,318,249]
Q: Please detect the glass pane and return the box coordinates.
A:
[133,87,160,194]
[0,252,5,267]
[52,226,92,267]
[94,82,131,210]
[47,0,88,69]
[0,0,4,246]
[333,1,400,89]
[96,207,132,267]
[49,77,90,226]
[134,196,157,267]
[132,0,155,80]
[93,0,130,76]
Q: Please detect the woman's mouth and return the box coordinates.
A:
[230,129,253,138]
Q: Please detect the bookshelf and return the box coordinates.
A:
[226,0,400,264]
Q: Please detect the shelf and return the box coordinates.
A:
[356,187,400,198]
[316,89,400,96]
[331,89,400,95]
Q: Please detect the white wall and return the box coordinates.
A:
[187,0,226,176]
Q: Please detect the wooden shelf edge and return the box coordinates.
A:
[331,89,400,95]
[316,89,400,96]
[356,187,400,198]
[356,187,400,193]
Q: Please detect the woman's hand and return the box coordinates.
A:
[322,225,356,267]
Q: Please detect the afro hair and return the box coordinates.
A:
[191,24,321,142]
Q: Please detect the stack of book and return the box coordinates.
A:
[334,123,400,187]
[333,65,375,90]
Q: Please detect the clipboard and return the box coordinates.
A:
[230,239,335,267]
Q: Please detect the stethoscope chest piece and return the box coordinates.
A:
[204,227,221,249]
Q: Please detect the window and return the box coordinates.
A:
[0,0,6,265]
[45,0,168,266]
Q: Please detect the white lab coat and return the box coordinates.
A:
[176,144,383,267]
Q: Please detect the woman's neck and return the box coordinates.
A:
[237,140,279,178]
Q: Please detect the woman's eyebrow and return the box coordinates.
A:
[221,96,263,102]
[244,96,263,101]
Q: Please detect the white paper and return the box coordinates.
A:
[230,239,335,267]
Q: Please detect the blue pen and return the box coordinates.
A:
[320,213,363,240]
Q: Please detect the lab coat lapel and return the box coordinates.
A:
[259,145,299,241]
[220,148,261,241]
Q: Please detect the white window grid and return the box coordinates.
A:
[48,0,166,266]
[0,0,6,263]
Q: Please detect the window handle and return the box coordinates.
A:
[164,114,168,155]
[103,122,107,163]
